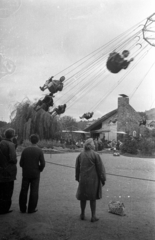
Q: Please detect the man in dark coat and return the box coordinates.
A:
[0,128,17,214]
[12,135,18,149]
[75,138,106,222]
[34,93,54,112]
[19,134,45,213]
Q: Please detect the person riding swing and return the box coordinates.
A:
[34,93,54,112]
[50,104,66,116]
[80,112,94,120]
[106,50,134,74]
[40,76,65,97]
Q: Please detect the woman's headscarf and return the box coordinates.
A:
[84,138,95,151]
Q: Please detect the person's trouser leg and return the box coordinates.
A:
[0,182,6,213]
[19,178,30,213]
[28,177,40,213]
[80,200,87,220]
[0,181,14,214]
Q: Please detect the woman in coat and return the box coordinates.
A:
[75,138,106,222]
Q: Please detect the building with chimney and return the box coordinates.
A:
[84,95,142,141]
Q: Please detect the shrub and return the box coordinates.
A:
[138,138,155,156]
[22,139,31,148]
[21,139,66,149]
[120,134,138,154]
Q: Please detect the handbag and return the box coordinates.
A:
[108,200,125,216]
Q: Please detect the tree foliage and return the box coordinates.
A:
[10,100,60,141]
[138,137,155,156]
[0,121,8,128]
[120,134,138,154]
[59,116,78,131]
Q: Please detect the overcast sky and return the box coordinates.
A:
[1,0,155,122]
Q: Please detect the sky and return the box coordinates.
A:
[1,0,155,122]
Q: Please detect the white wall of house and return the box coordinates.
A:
[101,121,117,141]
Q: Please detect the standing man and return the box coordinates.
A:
[19,134,45,213]
[0,128,17,214]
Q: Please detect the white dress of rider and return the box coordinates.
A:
[48,80,58,88]
[47,76,65,89]
[46,78,53,88]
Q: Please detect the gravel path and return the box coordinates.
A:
[0,153,155,240]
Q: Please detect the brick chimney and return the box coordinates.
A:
[118,96,129,108]
[117,95,141,135]
[117,96,129,132]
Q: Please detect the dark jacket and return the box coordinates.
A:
[0,139,17,182]
[20,145,45,178]
[106,52,130,73]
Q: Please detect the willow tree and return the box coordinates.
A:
[10,100,60,141]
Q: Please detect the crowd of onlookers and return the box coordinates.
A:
[0,130,123,153]
[93,138,122,151]
[0,128,107,222]
[55,136,123,152]
[0,128,123,221]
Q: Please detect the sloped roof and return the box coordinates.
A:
[146,120,155,124]
[62,130,89,134]
[84,109,117,131]
[146,120,155,126]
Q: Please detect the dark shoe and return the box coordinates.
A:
[80,214,85,220]
[0,210,13,215]
[40,87,44,91]
[91,217,99,222]
[28,209,38,214]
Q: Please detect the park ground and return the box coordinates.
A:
[0,152,155,240]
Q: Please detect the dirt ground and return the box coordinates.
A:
[0,152,155,240]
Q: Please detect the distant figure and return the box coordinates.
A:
[19,134,45,213]
[94,138,98,151]
[40,76,65,97]
[75,138,106,222]
[50,104,66,116]
[139,116,146,126]
[12,135,18,149]
[0,128,17,214]
[106,50,134,74]
[80,112,94,120]
[34,93,54,112]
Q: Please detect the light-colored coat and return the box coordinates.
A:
[75,150,106,200]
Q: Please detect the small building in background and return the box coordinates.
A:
[84,95,142,141]
[146,120,155,129]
